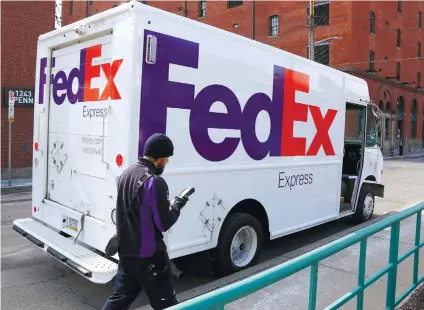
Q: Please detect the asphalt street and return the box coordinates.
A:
[1,157,423,310]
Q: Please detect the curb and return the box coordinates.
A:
[384,154,424,160]
[1,185,32,195]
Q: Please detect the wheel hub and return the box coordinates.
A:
[363,194,374,218]
[230,226,258,268]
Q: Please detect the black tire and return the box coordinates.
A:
[352,184,375,224]
[213,213,263,276]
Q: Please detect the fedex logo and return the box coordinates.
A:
[38,44,123,105]
[139,31,338,162]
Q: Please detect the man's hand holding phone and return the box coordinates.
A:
[171,187,195,211]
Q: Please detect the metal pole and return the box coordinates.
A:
[252,0,256,40]
[8,121,12,186]
[308,0,315,61]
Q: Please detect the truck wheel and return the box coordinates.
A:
[352,185,374,224]
[214,213,263,276]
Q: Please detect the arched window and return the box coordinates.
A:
[412,99,418,114]
[386,102,392,111]
[397,97,404,113]
[269,15,279,36]
[396,62,401,80]
[370,12,376,34]
[418,42,421,58]
[397,29,401,48]
[397,96,404,137]
[411,99,418,138]
[419,11,422,29]
[369,50,375,71]
[378,100,384,110]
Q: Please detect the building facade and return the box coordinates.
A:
[61,0,424,156]
[1,1,55,179]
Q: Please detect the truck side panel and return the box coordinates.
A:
[132,6,359,258]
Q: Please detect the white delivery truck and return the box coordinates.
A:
[13,1,385,284]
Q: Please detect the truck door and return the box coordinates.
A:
[46,35,114,223]
[352,104,381,207]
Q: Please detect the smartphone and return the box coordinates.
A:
[177,187,195,200]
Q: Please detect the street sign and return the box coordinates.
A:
[8,90,14,122]
[3,87,34,107]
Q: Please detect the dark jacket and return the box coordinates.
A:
[116,158,180,258]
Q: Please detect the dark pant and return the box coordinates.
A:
[102,253,178,310]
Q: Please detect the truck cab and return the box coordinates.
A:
[340,102,384,223]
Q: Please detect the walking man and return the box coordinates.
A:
[102,133,189,310]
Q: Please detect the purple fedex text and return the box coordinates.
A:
[139,30,337,162]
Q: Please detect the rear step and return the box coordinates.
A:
[13,218,118,284]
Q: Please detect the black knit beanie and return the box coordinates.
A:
[143,133,174,158]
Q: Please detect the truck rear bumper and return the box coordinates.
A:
[12,218,118,284]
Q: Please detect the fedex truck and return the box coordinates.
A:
[13,1,385,284]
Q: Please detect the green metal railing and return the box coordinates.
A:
[170,202,424,310]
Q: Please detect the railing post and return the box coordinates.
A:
[386,221,400,309]
[308,262,319,310]
[413,211,422,284]
[357,239,368,310]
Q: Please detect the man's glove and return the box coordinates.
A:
[171,196,188,211]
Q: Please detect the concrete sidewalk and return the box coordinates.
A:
[1,179,32,202]
[1,190,32,203]
[223,213,424,310]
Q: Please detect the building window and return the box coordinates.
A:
[397,96,404,138]
[69,0,73,15]
[412,100,418,114]
[397,0,402,13]
[369,50,375,71]
[228,0,243,9]
[88,0,93,6]
[418,72,421,88]
[411,121,417,138]
[313,2,330,27]
[315,43,330,65]
[396,62,401,81]
[199,0,206,17]
[397,29,401,48]
[378,100,384,110]
[419,12,422,29]
[411,100,417,138]
[370,12,376,34]
[269,15,279,36]
[418,42,422,58]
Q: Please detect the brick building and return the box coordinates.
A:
[56,1,417,157]
[1,1,55,179]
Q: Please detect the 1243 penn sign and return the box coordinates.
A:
[2,87,35,107]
